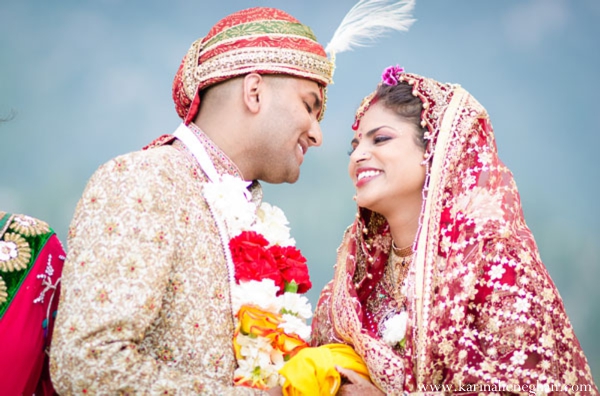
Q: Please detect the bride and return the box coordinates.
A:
[308,65,598,394]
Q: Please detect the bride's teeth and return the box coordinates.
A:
[357,170,381,180]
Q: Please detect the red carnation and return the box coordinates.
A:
[270,245,312,294]
[229,231,283,291]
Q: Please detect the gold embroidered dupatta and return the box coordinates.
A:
[312,74,597,393]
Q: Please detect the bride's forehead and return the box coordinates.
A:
[350,130,362,141]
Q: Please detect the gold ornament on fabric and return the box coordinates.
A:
[0,233,31,272]
[9,214,50,237]
[0,278,7,304]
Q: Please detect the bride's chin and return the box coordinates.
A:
[356,197,377,212]
[358,198,390,219]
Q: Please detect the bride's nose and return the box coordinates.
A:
[350,149,371,163]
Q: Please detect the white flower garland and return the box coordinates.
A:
[203,175,295,247]
[203,174,312,388]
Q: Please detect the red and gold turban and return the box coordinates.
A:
[172,7,334,125]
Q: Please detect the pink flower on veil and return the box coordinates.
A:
[382,65,405,86]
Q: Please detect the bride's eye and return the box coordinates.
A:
[374,135,391,144]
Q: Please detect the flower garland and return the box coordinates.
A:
[203,174,313,390]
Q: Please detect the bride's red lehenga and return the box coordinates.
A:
[311,72,598,394]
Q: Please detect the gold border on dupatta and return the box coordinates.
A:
[414,87,468,387]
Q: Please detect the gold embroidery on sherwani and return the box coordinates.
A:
[51,129,265,395]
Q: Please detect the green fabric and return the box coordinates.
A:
[0,213,11,236]
[0,214,53,319]
[204,20,317,50]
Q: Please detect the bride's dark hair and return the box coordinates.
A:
[375,82,426,149]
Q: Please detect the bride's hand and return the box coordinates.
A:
[267,386,283,396]
[336,366,384,395]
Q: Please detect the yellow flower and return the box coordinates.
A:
[234,305,282,360]
[237,305,282,337]
[273,331,308,359]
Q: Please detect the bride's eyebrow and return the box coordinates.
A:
[350,126,387,146]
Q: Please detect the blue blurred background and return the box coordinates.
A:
[1,0,598,382]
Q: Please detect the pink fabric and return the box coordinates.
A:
[0,234,64,396]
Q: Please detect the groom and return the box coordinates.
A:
[50,7,332,394]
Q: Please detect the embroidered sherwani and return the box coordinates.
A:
[50,128,265,395]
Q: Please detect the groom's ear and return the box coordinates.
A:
[242,73,263,114]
